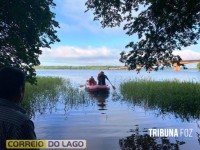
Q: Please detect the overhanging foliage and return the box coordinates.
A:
[85,0,200,72]
[0,0,60,83]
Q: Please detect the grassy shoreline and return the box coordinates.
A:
[120,79,200,120]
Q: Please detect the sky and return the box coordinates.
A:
[39,0,200,67]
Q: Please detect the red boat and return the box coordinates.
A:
[85,81,110,92]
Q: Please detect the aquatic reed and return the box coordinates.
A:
[22,77,91,117]
[120,79,200,120]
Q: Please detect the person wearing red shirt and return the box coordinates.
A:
[88,76,96,85]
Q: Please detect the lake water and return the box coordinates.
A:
[34,69,200,150]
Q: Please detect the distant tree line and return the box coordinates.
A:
[197,63,200,70]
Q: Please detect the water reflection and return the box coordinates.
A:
[120,93,200,122]
[87,91,110,110]
[119,127,185,150]
[197,121,200,144]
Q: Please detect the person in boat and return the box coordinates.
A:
[88,76,97,85]
[97,71,109,85]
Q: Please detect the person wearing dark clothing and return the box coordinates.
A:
[0,67,36,150]
[97,71,109,85]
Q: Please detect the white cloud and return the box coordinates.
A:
[173,49,200,60]
[41,46,112,58]
[39,47,200,66]
[39,46,121,66]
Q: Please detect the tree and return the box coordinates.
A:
[85,0,200,72]
[0,0,60,83]
[197,62,200,70]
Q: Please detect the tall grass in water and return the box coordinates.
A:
[23,77,66,117]
[62,81,92,111]
[22,77,91,118]
[120,79,200,121]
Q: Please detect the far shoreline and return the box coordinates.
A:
[34,66,127,70]
[34,66,199,71]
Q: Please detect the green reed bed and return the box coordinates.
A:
[120,79,200,120]
[23,77,66,116]
[62,83,91,110]
[22,77,91,117]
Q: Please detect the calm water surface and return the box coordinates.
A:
[34,69,200,150]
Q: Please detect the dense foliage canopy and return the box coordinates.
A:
[0,0,60,83]
[85,0,200,72]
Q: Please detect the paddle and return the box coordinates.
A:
[107,79,116,90]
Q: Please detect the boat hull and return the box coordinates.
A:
[85,84,110,92]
